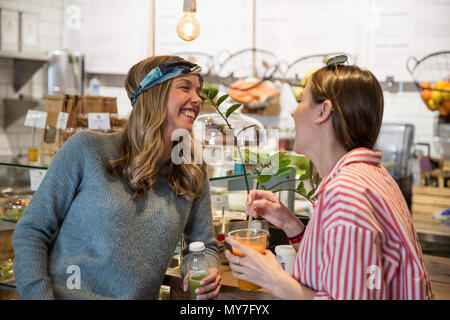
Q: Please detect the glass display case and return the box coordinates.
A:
[0,157,312,293]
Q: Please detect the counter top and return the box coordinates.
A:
[1,253,449,299]
[162,253,450,300]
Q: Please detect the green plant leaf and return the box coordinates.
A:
[257,175,271,184]
[226,103,241,118]
[216,94,229,107]
[244,149,259,165]
[236,124,257,137]
[257,167,273,183]
[260,185,267,190]
[200,88,209,100]
[208,88,219,100]
[296,181,306,195]
[269,152,285,164]
[270,158,290,174]
[278,159,291,168]
[275,166,294,177]
[297,169,308,180]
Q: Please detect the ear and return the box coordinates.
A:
[314,100,333,125]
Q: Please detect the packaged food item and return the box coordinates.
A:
[228,78,279,108]
[0,259,14,282]
[1,195,32,222]
[41,94,68,158]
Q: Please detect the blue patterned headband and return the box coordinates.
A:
[130,61,203,106]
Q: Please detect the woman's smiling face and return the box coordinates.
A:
[163,74,202,136]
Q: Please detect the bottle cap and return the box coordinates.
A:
[275,245,296,255]
[189,241,205,252]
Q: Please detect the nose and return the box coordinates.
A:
[191,91,202,106]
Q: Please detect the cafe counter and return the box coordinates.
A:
[162,252,450,300]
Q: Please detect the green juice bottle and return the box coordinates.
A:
[188,242,210,300]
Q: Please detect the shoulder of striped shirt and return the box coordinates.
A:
[319,170,402,245]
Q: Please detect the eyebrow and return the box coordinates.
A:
[175,78,201,90]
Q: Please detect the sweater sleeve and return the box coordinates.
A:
[181,173,219,276]
[12,132,91,299]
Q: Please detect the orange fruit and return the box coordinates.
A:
[443,83,450,101]
[434,81,446,90]
[421,82,432,102]
[421,88,431,101]
[443,100,450,112]
[438,105,449,116]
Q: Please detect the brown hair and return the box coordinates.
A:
[108,55,206,200]
[310,65,384,151]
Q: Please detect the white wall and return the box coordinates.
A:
[0,0,443,164]
[0,0,64,157]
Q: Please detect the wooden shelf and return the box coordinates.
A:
[0,50,49,92]
[0,50,49,61]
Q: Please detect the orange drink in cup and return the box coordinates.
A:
[227,228,269,290]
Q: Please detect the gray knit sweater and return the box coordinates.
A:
[13,131,218,300]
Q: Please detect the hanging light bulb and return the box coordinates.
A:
[177,0,200,41]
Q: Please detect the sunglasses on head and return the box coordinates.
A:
[325,55,348,69]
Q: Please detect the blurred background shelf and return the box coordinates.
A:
[0,50,49,93]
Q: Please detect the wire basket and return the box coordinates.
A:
[216,48,279,89]
[407,51,450,117]
[283,52,356,87]
[215,48,280,110]
[282,52,355,102]
[174,52,215,75]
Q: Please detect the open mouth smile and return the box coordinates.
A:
[180,108,197,121]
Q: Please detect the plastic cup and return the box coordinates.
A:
[275,245,297,275]
[227,228,269,290]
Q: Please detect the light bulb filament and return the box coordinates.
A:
[177,12,200,41]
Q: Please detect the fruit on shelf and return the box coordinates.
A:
[420,80,450,116]
[294,86,304,101]
[421,82,432,101]
[292,67,321,102]
[1,196,32,222]
[301,67,321,87]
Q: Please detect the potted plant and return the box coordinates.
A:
[200,85,321,246]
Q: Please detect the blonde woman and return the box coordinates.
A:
[13,56,221,300]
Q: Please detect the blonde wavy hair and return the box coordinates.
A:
[108,55,206,200]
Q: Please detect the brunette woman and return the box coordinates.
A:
[225,59,433,300]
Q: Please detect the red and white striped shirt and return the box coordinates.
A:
[293,148,434,300]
